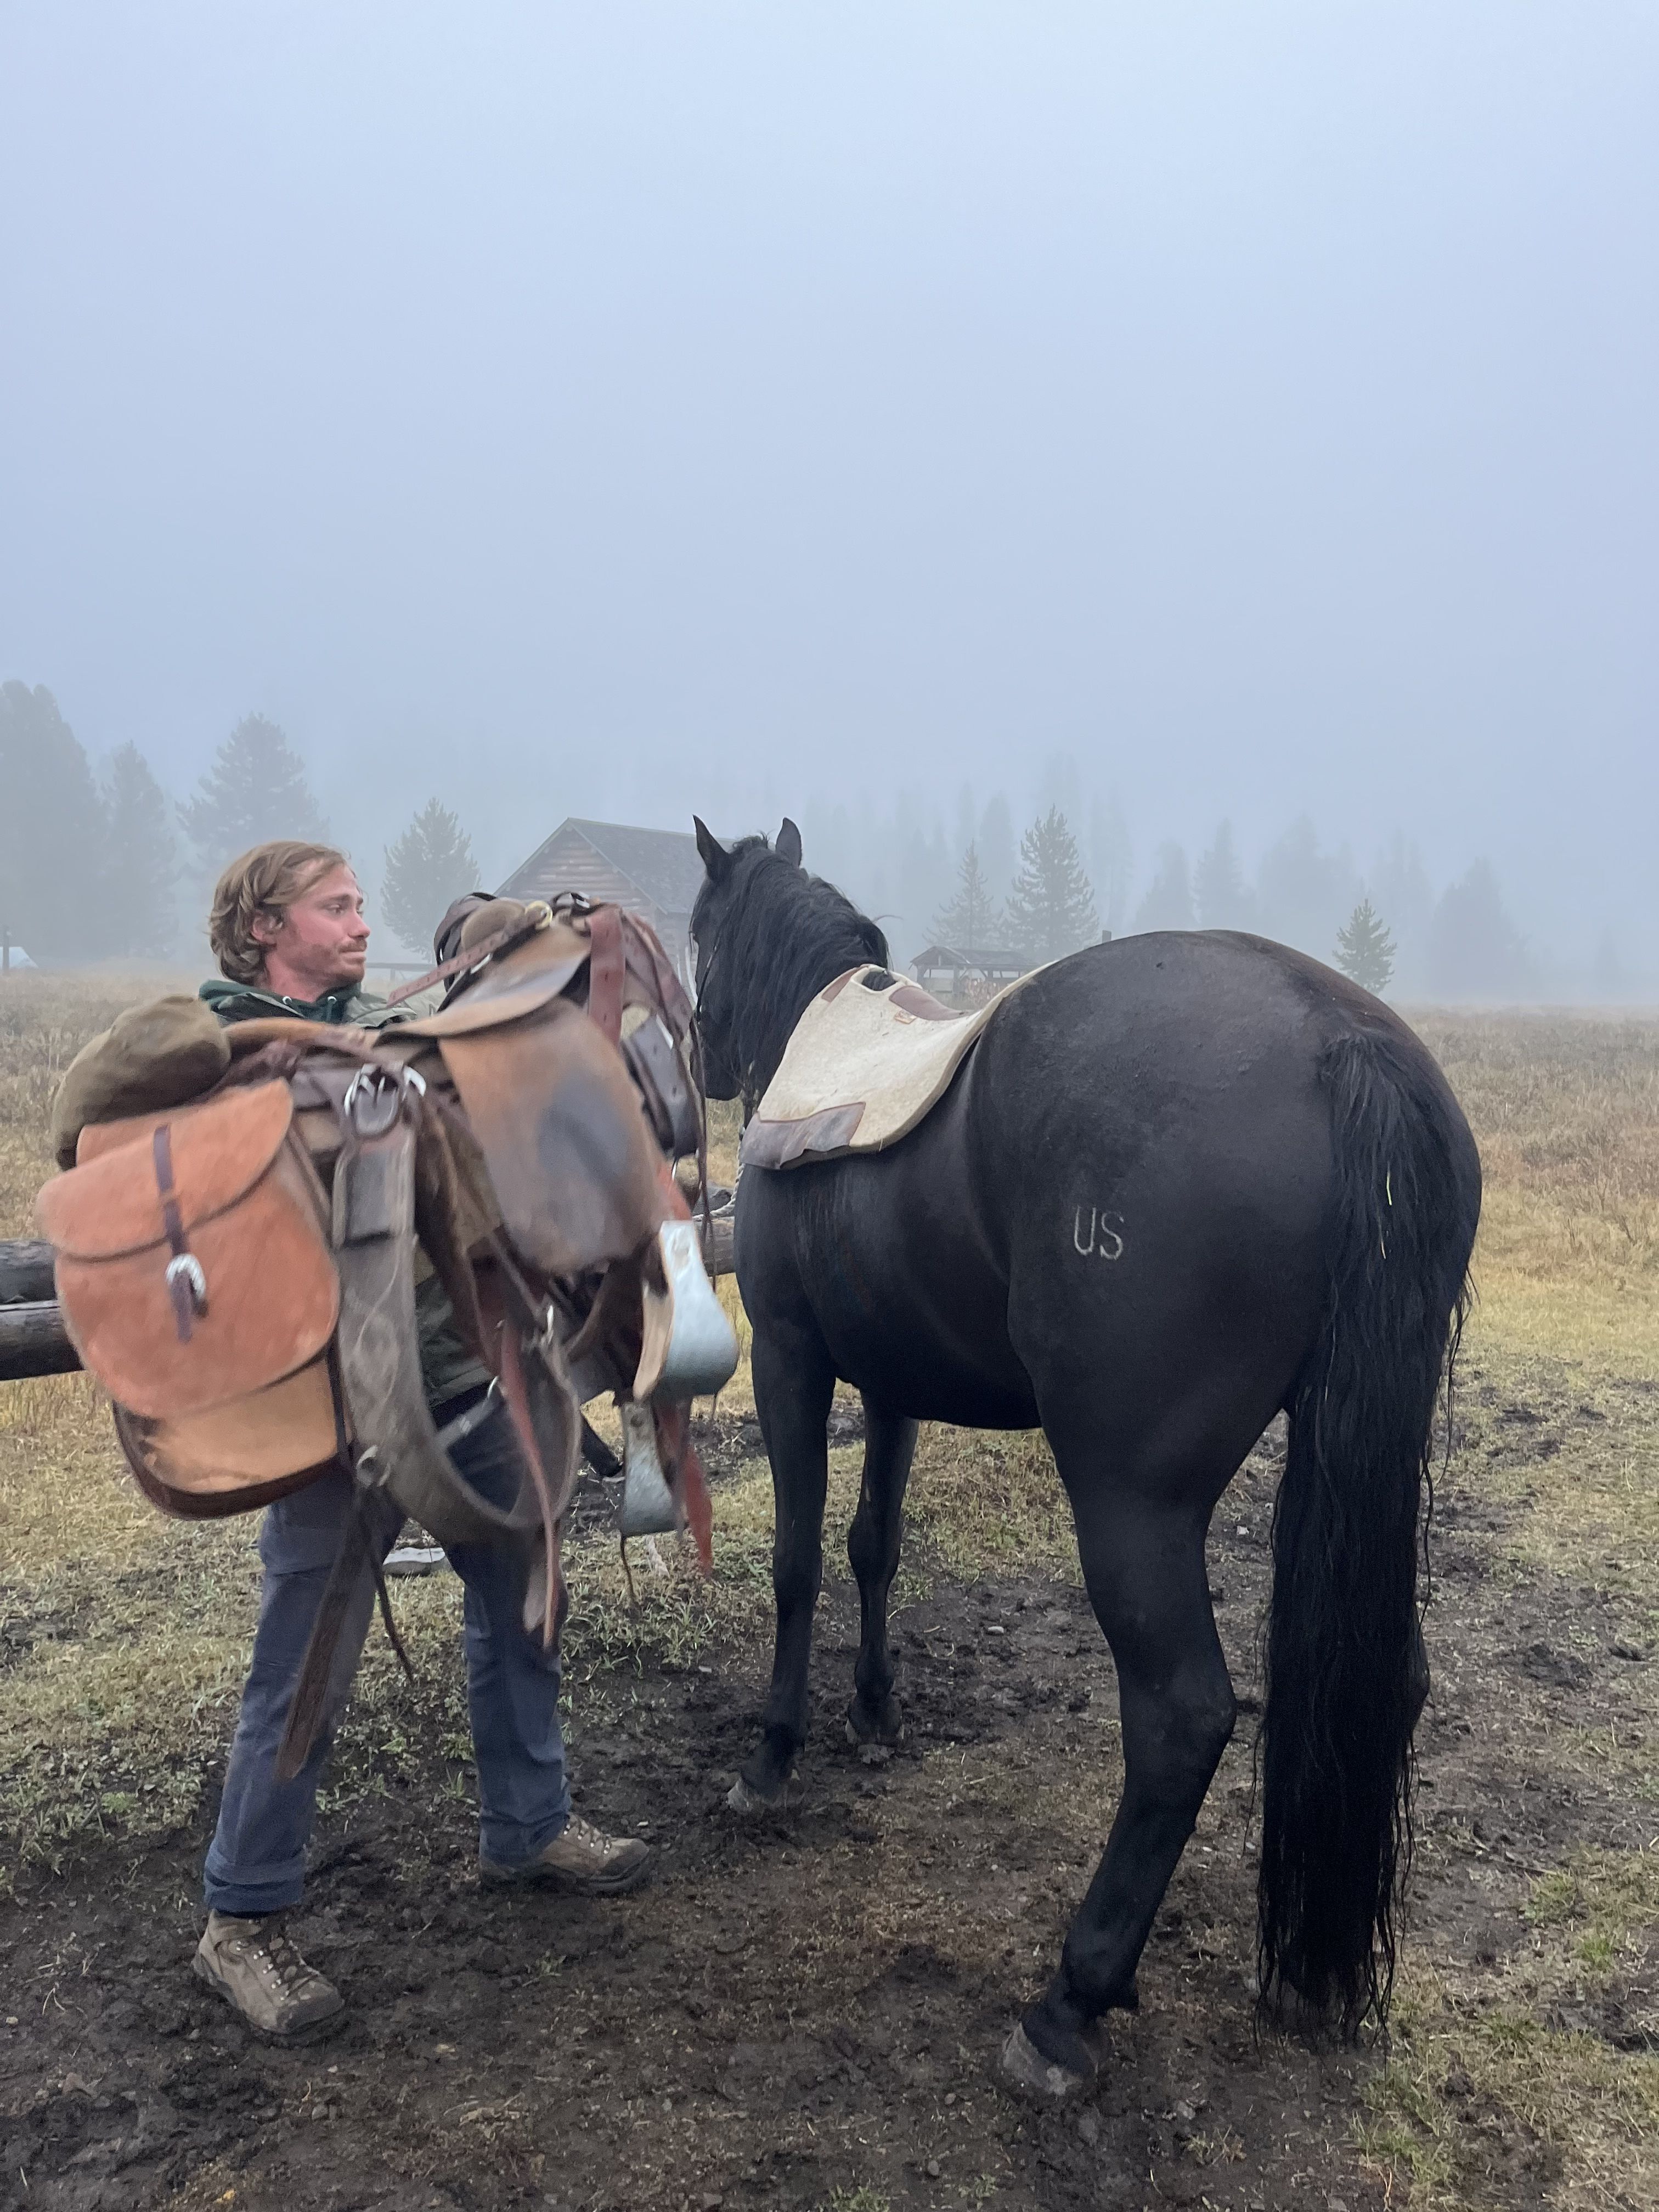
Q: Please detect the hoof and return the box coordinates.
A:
[726,1773,790,1815]
[845,1696,903,1754]
[843,1719,894,1765]
[1000,2022,1092,2102]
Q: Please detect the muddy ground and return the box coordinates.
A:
[2,1375,1655,2212]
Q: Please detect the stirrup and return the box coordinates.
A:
[633,1220,739,1401]
[619,1399,679,1538]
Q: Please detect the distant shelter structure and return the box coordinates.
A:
[909,942,1033,1007]
[498,817,707,984]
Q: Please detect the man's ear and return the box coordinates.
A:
[775,817,803,869]
[250,907,283,946]
[693,816,730,881]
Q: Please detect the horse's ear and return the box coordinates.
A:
[693,816,730,881]
[776,817,803,869]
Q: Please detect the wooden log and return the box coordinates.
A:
[0,1221,733,1391]
[0,1238,56,1306]
[699,1210,735,1279]
[0,1302,80,1380]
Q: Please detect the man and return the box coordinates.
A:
[193,840,647,2040]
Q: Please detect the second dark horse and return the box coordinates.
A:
[691,818,1481,2096]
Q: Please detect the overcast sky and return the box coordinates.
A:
[2,3,1655,951]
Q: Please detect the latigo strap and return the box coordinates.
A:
[151,1122,208,1341]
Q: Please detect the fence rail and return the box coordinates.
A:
[0,1226,734,1385]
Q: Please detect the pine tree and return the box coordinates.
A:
[1132,842,1197,932]
[381,798,480,954]
[1003,808,1098,962]
[1087,793,1133,932]
[0,680,108,960]
[1425,861,1533,999]
[178,713,328,872]
[930,842,1002,951]
[977,794,1015,909]
[1256,814,1359,957]
[1194,821,1252,929]
[1334,899,1396,995]
[101,743,178,957]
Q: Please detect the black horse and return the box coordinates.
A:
[691,817,1480,2096]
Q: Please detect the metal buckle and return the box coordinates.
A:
[353,1445,389,1496]
[164,1252,208,1312]
[343,1062,425,1137]
[434,1378,502,1454]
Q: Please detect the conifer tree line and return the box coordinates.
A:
[0,682,484,968]
[806,781,1538,1000]
[1,676,1542,997]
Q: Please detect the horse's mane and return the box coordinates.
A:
[699,837,889,1107]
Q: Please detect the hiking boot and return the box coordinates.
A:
[193,1912,344,2040]
[479,1813,651,1895]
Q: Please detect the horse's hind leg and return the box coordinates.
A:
[845,1400,919,1757]
[732,1317,837,1808]
[1011,1479,1237,2091]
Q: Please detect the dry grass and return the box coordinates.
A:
[1413,1007,1659,1372]
[4,975,1659,2208]
[0,968,196,1235]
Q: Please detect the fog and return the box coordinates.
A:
[3,4,1656,989]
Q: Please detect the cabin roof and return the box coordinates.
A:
[499,817,707,916]
[910,941,1033,973]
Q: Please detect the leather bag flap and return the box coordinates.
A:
[38,1082,295,1260]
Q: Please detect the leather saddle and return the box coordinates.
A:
[37,895,737,1773]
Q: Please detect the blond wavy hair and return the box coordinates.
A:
[209,841,351,985]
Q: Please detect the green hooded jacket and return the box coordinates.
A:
[198,974,486,1407]
[197,977,419,1029]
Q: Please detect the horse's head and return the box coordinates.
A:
[691,815,885,1118]
[691,816,797,1109]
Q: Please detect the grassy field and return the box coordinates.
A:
[2,973,1657,2210]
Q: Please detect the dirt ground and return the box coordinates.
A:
[4,1362,1657,2212]
[3,990,1657,2211]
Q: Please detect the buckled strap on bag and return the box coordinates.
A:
[586,902,625,1045]
[151,1123,207,1341]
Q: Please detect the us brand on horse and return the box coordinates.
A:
[690,815,1480,2098]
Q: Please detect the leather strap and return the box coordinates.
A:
[475,1261,582,1646]
[620,910,695,1040]
[586,903,625,1045]
[274,1467,403,1781]
[384,902,553,1008]
[151,1123,205,1342]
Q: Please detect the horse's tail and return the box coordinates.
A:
[1259,1023,1479,2032]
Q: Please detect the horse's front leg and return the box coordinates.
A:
[845,1399,919,1757]
[730,1317,836,1808]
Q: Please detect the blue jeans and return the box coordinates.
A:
[204,1400,571,1914]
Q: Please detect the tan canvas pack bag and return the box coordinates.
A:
[37,1081,343,1517]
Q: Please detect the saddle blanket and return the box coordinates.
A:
[743,963,1038,1170]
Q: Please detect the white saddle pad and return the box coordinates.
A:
[743,963,1037,1169]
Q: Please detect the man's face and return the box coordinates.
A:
[252,864,370,997]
